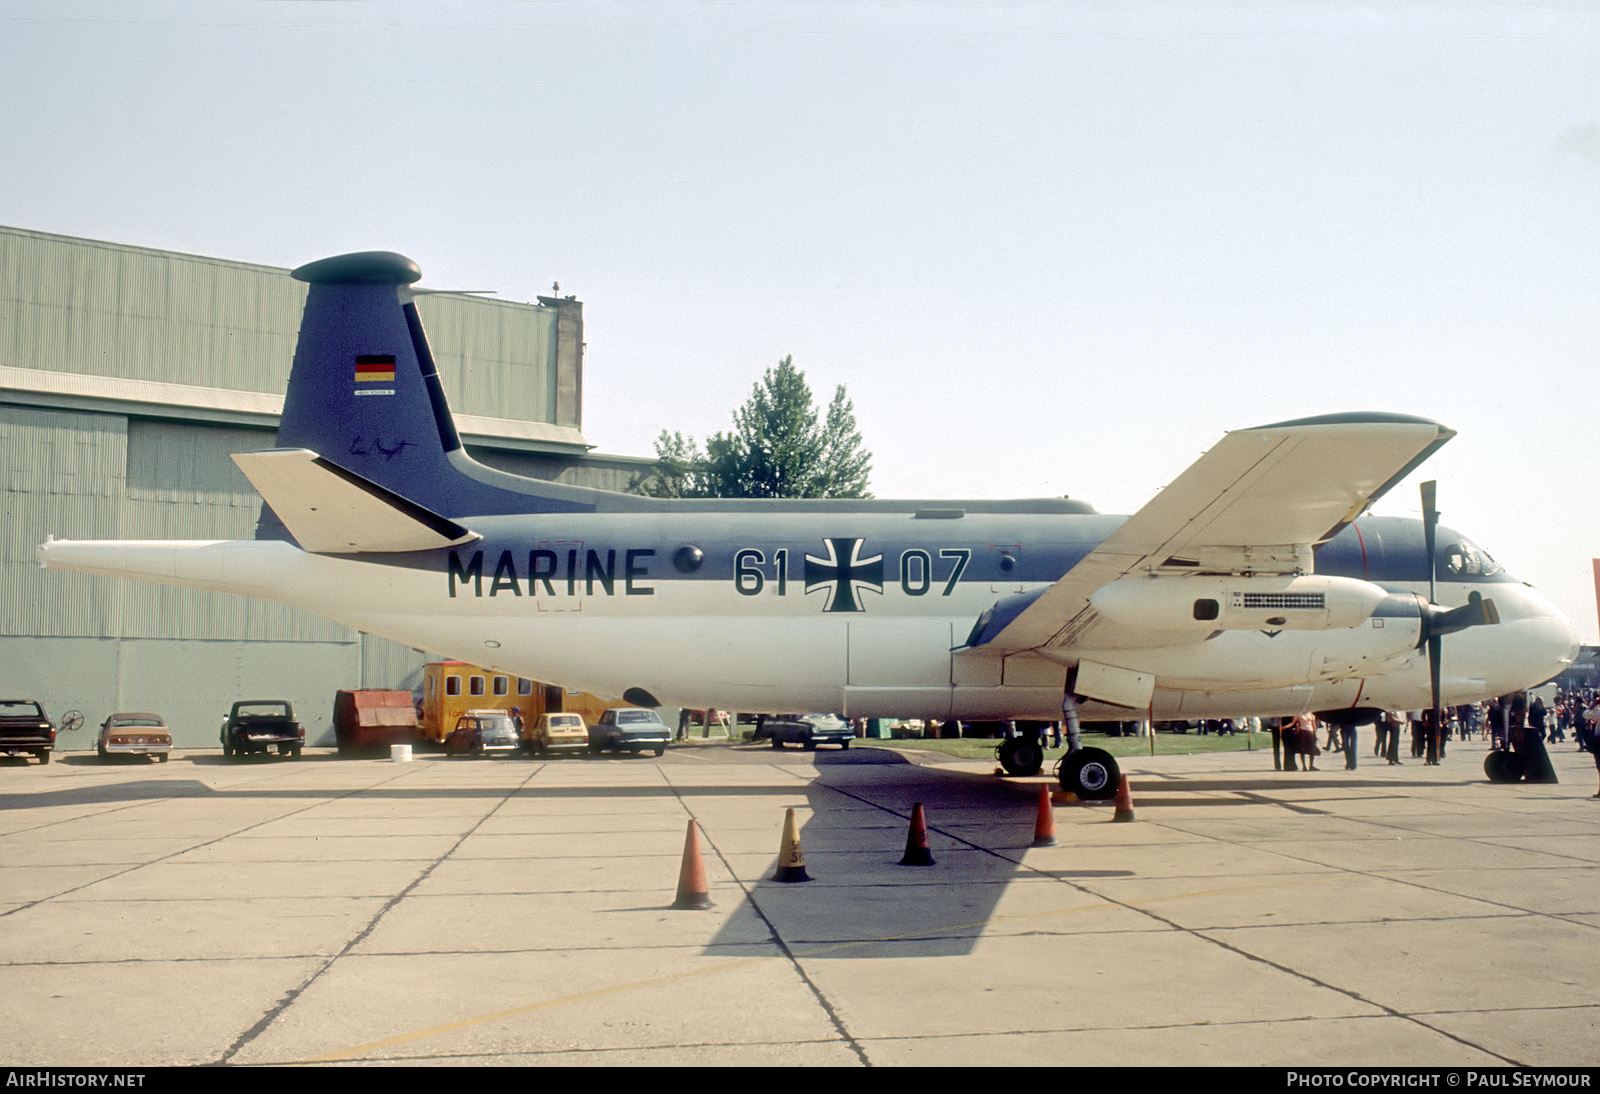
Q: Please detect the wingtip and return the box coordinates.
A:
[1245,411,1454,438]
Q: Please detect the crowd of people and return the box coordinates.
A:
[1274,690,1600,795]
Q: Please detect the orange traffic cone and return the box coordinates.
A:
[1032,784,1058,847]
[898,802,936,866]
[772,807,812,882]
[1111,776,1135,822]
[672,819,714,909]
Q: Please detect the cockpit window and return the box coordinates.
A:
[1442,539,1503,579]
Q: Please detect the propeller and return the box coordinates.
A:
[1416,481,1500,752]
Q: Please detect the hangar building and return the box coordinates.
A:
[0,226,652,747]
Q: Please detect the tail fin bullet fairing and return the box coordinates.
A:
[35,250,1580,794]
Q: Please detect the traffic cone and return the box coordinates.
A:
[1032,784,1058,847]
[1111,776,1135,822]
[772,807,812,882]
[672,819,714,909]
[898,802,936,866]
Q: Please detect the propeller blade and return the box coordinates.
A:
[1414,481,1491,755]
[1428,633,1442,722]
[1420,480,1438,606]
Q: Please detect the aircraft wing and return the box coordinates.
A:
[975,413,1453,654]
[231,449,479,554]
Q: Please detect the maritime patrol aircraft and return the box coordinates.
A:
[35,251,1579,798]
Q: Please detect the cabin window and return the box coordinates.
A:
[470,675,486,696]
[445,675,461,697]
[493,676,509,697]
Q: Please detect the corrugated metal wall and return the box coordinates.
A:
[0,406,125,637]
[0,227,637,742]
[1,226,566,425]
[422,297,558,427]
[119,419,347,641]
[1,229,303,392]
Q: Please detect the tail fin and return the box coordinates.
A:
[275,252,467,514]
[265,252,616,534]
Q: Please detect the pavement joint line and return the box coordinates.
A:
[0,760,430,920]
[656,762,874,1066]
[1159,799,1600,932]
[9,746,1596,1065]
[295,759,880,1066]
[214,756,544,1066]
[816,769,1540,1066]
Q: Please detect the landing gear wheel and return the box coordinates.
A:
[998,737,1044,777]
[1059,747,1119,800]
[1484,749,1525,783]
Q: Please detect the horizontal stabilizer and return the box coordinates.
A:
[231,449,478,554]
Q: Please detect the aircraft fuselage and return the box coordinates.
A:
[44,510,1573,723]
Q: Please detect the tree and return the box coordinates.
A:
[630,356,872,499]
[629,429,705,500]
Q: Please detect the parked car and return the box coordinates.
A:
[756,713,854,750]
[0,699,60,764]
[588,708,670,756]
[445,710,520,757]
[97,712,171,761]
[523,711,588,754]
[221,700,304,758]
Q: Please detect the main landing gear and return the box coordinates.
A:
[1058,747,1120,800]
[994,721,1121,800]
[997,736,1044,777]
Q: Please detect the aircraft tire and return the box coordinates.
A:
[998,737,1044,777]
[1059,747,1119,800]
[1484,749,1524,784]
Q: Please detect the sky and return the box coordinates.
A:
[5,1,1599,638]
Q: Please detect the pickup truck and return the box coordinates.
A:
[221,700,304,758]
[0,700,57,764]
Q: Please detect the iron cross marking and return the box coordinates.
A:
[804,537,884,613]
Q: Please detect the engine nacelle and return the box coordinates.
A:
[1089,573,1389,633]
